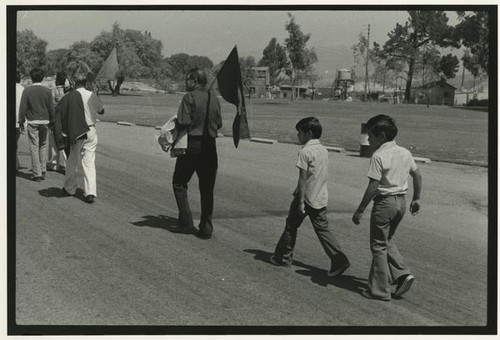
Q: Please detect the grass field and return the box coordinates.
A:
[98,92,489,166]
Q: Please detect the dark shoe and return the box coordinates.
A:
[84,195,96,204]
[196,231,212,239]
[57,167,66,175]
[361,289,391,301]
[31,176,43,182]
[269,255,292,267]
[61,187,72,196]
[393,274,414,299]
[327,261,350,278]
[42,172,46,180]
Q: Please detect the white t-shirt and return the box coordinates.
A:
[367,140,418,196]
[16,83,24,128]
[296,139,329,209]
[76,88,103,126]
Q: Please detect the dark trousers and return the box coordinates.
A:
[172,137,218,235]
[16,127,21,171]
[274,195,348,266]
[368,195,411,299]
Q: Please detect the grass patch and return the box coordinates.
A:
[99,92,489,166]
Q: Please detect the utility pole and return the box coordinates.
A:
[364,24,370,101]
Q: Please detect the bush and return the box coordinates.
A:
[467,98,488,107]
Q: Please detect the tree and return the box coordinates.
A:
[46,48,70,76]
[454,11,489,75]
[239,56,256,98]
[165,53,214,82]
[66,40,101,76]
[258,37,287,86]
[16,30,48,77]
[284,13,317,100]
[379,11,459,103]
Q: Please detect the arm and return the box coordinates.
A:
[296,169,308,214]
[48,90,55,127]
[409,168,422,215]
[352,178,380,225]
[18,91,28,130]
[176,93,192,128]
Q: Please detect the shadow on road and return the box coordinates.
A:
[16,171,34,181]
[38,187,86,201]
[131,215,198,236]
[244,248,367,294]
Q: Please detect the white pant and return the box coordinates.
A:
[64,127,98,197]
[47,129,67,170]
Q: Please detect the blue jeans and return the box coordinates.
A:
[26,124,48,177]
[274,195,348,266]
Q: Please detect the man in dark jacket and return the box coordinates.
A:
[172,68,222,239]
[53,73,104,204]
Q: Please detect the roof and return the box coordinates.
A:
[418,79,456,90]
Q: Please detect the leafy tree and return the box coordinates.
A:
[165,53,214,81]
[284,13,317,100]
[46,48,70,76]
[454,11,489,74]
[258,37,287,86]
[239,56,256,98]
[16,30,47,77]
[66,40,101,76]
[379,11,459,103]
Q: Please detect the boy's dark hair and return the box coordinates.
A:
[296,116,322,139]
[29,68,44,83]
[55,71,67,86]
[366,114,398,141]
[16,70,21,83]
[186,68,207,86]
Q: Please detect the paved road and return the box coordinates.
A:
[14,122,488,327]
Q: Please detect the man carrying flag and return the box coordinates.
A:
[171,68,222,239]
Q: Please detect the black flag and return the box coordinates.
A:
[216,46,250,148]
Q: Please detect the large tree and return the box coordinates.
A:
[165,53,214,81]
[46,48,70,76]
[16,30,47,77]
[258,37,287,86]
[284,13,317,100]
[239,56,256,98]
[379,11,459,103]
[454,11,489,75]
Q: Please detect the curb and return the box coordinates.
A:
[414,157,432,164]
[325,146,345,153]
[250,137,277,144]
[117,121,133,126]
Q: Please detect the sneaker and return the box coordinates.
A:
[31,176,43,182]
[269,255,292,267]
[393,274,415,298]
[361,289,391,301]
[327,261,350,278]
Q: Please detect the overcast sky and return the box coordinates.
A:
[16,8,461,63]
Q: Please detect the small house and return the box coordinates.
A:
[410,79,456,106]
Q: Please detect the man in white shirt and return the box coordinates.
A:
[16,70,25,172]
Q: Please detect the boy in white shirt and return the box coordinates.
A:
[352,114,422,301]
[270,117,350,278]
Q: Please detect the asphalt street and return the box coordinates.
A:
[14,122,489,327]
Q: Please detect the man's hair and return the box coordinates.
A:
[73,73,87,88]
[186,68,207,87]
[296,116,322,139]
[55,72,67,86]
[29,68,44,83]
[366,114,398,141]
[16,70,21,83]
